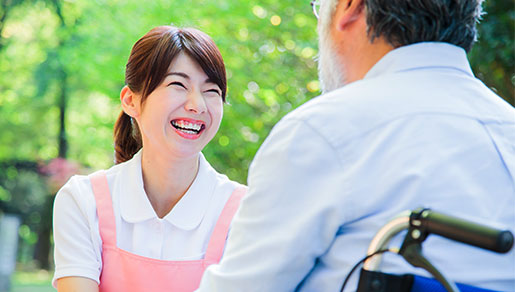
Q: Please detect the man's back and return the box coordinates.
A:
[288,42,515,290]
[198,42,515,291]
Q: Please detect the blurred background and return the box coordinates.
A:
[0,0,512,291]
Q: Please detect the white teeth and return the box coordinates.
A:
[181,129,197,134]
[172,120,203,132]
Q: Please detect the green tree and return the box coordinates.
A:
[0,0,512,270]
[469,0,514,105]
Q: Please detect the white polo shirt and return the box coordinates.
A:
[52,150,242,286]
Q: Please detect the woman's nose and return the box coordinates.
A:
[185,90,207,114]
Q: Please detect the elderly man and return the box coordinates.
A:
[197,0,515,291]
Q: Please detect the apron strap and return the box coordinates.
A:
[89,171,117,247]
[204,185,247,263]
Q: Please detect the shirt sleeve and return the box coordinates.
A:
[197,117,346,291]
[52,176,101,287]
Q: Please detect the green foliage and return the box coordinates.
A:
[0,0,512,186]
[0,0,512,272]
[0,0,321,184]
[469,0,514,105]
[0,163,48,263]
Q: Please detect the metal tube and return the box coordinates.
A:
[362,212,410,271]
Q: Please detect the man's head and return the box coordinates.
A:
[317,0,484,93]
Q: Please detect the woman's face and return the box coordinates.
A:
[133,52,224,159]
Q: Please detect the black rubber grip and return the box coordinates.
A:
[415,209,514,253]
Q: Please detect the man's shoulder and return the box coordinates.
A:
[278,78,403,144]
[280,71,514,146]
[287,80,377,117]
[285,75,409,123]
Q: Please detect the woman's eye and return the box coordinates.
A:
[206,89,221,96]
[169,81,187,89]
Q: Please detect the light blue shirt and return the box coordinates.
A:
[197,42,515,292]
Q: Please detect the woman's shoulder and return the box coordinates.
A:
[60,162,119,189]
[54,174,95,222]
[55,162,124,211]
[56,173,93,202]
[209,172,247,205]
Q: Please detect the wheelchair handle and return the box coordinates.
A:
[363,209,514,271]
[413,209,514,254]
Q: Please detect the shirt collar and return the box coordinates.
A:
[161,153,217,230]
[120,150,217,230]
[364,42,474,80]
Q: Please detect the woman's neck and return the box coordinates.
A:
[140,148,199,218]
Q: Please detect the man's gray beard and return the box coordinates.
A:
[318,28,347,94]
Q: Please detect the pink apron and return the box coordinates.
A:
[89,172,246,292]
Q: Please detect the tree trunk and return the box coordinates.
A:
[58,68,67,158]
[33,195,53,270]
[33,0,69,270]
[0,0,12,53]
[33,68,68,270]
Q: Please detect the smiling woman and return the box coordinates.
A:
[115,26,227,164]
[124,51,224,161]
[51,26,246,292]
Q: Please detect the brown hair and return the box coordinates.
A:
[113,26,227,164]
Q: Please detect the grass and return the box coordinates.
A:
[10,269,54,292]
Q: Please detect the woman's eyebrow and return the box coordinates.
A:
[166,72,189,79]
[166,72,218,87]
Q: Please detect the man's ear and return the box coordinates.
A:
[120,86,140,118]
[335,0,365,31]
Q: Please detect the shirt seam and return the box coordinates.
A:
[478,121,515,221]
[283,117,344,167]
[279,117,350,224]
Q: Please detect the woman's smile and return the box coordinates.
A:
[171,118,207,140]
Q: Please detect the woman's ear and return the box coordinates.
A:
[120,86,140,118]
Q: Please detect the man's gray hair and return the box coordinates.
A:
[321,0,484,52]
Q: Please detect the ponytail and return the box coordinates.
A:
[113,110,142,164]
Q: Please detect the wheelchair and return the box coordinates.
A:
[340,208,514,292]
